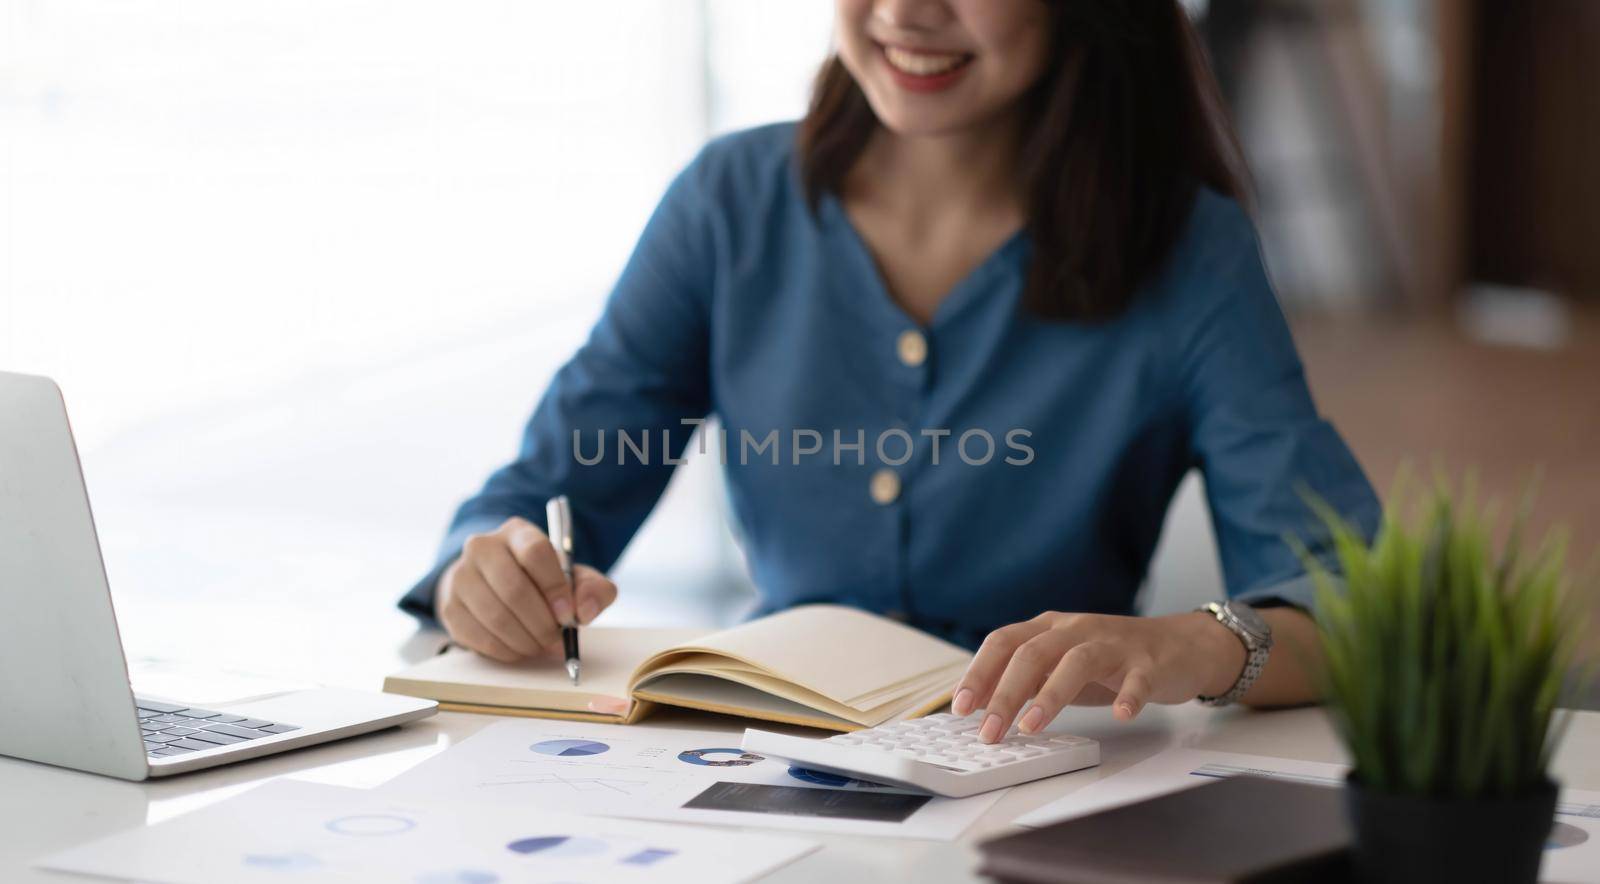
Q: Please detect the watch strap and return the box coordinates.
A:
[1196,601,1271,707]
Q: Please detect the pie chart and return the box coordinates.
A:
[506,835,610,858]
[1547,821,1590,850]
[677,747,764,767]
[787,765,891,789]
[323,814,417,836]
[531,739,610,757]
[787,765,853,787]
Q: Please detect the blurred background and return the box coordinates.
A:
[1,1,1595,695]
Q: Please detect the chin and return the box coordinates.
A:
[862,91,991,138]
[874,106,997,139]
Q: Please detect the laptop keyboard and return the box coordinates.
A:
[136,697,300,758]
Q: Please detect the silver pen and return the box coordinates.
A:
[544,495,581,685]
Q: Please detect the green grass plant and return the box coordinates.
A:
[1300,473,1588,798]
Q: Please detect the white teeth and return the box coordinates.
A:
[883,45,969,77]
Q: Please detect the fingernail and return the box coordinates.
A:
[952,688,974,716]
[979,713,1003,743]
[577,599,600,624]
[550,597,574,626]
[1116,701,1136,720]
[1019,706,1045,734]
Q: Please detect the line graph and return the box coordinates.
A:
[479,770,653,794]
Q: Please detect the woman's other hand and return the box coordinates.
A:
[434,517,618,662]
[953,611,1247,742]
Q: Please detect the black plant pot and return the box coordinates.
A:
[1344,775,1558,884]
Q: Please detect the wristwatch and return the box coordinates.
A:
[1195,600,1273,706]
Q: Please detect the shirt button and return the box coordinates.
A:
[896,329,928,367]
[869,468,901,505]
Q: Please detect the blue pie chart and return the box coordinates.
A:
[324,814,417,836]
[531,739,610,757]
[506,835,610,858]
[788,766,853,787]
[788,765,889,789]
[677,747,763,767]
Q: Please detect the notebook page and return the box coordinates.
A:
[657,605,970,705]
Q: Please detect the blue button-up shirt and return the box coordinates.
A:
[400,122,1379,648]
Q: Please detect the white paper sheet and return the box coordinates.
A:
[37,779,817,884]
[1015,747,1600,883]
[378,719,1004,840]
[1544,789,1600,883]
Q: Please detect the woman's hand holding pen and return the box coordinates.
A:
[952,611,1248,743]
[434,517,617,663]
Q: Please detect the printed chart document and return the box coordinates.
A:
[1545,788,1600,883]
[383,604,971,731]
[1016,747,1600,882]
[37,779,817,884]
[378,718,1004,840]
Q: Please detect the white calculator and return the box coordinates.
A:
[741,711,1099,798]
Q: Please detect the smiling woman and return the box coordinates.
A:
[404,0,1379,746]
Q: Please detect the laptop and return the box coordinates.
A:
[0,371,437,780]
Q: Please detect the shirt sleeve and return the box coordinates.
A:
[398,151,717,624]
[1179,205,1380,615]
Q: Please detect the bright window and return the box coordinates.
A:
[1,1,831,678]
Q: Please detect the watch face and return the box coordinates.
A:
[1228,603,1272,643]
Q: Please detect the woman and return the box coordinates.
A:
[400,0,1380,743]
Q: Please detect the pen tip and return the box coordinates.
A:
[566,660,580,686]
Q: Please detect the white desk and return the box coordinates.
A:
[7,685,1600,883]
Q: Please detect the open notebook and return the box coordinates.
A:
[383,605,972,731]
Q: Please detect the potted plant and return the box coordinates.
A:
[1301,476,1588,884]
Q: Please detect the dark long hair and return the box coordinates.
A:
[798,1,1247,320]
